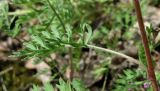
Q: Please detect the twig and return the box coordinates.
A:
[133,0,159,91]
[87,44,143,68]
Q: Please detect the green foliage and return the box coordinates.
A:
[92,60,110,78]
[32,83,54,91]
[0,0,156,91]
[113,69,160,91]
[146,26,154,50]
[71,79,88,91]
[14,23,92,61]
[32,85,41,91]
[10,0,93,61]
[32,78,88,91]
[138,44,147,67]
[44,83,54,91]
[113,69,147,91]
[138,25,156,68]
[155,72,160,85]
[0,1,9,32]
[56,78,72,91]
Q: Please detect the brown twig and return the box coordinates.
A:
[133,0,159,91]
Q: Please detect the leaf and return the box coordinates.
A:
[114,69,146,91]
[25,43,37,50]
[12,22,21,37]
[72,79,88,91]
[92,67,107,78]
[66,24,72,42]
[42,31,51,38]
[44,83,54,91]
[51,25,60,39]
[146,26,154,50]
[31,85,40,91]
[85,24,92,44]
[32,36,48,49]
[56,78,72,91]
[138,44,147,67]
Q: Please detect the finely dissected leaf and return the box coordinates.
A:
[31,85,41,91]
[138,44,147,67]
[146,26,154,50]
[25,43,37,50]
[116,77,126,84]
[56,78,72,91]
[12,22,21,37]
[72,79,88,91]
[92,61,110,78]
[114,69,147,91]
[51,25,60,39]
[92,67,107,78]
[42,31,51,39]
[44,83,54,91]
[32,36,48,49]
[66,25,72,42]
[85,24,92,44]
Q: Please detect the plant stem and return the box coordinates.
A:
[8,9,33,16]
[101,74,107,91]
[87,44,143,67]
[0,67,13,76]
[45,16,55,29]
[46,0,66,31]
[1,77,8,91]
[46,0,74,81]
[133,0,159,91]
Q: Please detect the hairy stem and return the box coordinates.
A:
[87,44,143,67]
[46,0,73,81]
[8,9,33,16]
[133,0,159,91]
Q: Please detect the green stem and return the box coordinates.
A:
[101,74,107,91]
[46,0,73,81]
[87,44,144,68]
[45,16,55,29]
[46,0,66,31]
[8,9,33,16]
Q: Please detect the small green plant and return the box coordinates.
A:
[113,69,147,91]
[1,0,160,91]
[134,0,159,90]
[32,78,88,91]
